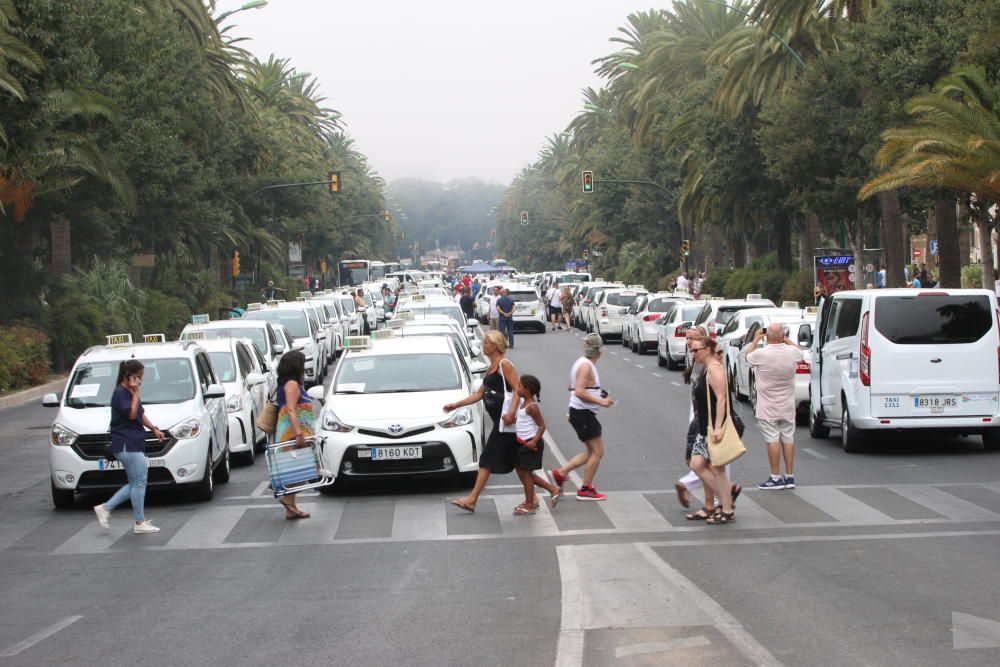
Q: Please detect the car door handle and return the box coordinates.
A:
[836,352,853,360]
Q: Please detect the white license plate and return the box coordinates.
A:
[99,458,164,470]
[914,395,959,412]
[359,446,422,461]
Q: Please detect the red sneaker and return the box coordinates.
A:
[576,486,607,501]
[550,469,566,487]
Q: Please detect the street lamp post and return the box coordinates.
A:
[262,71,311,92]
[703,0,807,69]
[215,0,267,23]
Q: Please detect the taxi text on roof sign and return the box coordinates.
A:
[371,329,395,340]
[184,331,205,340]
[191,314,210,325]
[106,333,133,346]
[344,336,372,350]
[142,334,166,343]
[266,300,280,307]
[299,291,312,298]
[246,302,262,311]
[782,301,800,309]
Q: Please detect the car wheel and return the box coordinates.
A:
[808,398,831,438]
[241,420,257,465]
[657,348,668,367]
[666,353,681,370]
[841,404,865,453]
[749,376,757,411]
[214,442,231,483]
[51,481,74,509]
[194,446,215,501]
[982,429,1000,451]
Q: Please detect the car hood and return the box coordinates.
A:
[55,402,199,435]
[323,389,466,428]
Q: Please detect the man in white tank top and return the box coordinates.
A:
[550,334,614,500]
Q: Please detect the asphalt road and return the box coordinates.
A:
[1,326,999,666]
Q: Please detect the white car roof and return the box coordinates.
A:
[78,340,203,363]
[192,337,253,353]
[344,335,453,358]
[184,320,270,332]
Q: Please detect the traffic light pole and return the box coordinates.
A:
[247,179,340,198]
[592,178,689,273]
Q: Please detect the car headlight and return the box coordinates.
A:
[51,423,78,447]
[226,394,243,413]
[441,406,473,428]
[322,409,353,433]
[170,417,202,439]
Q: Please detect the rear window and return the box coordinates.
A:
[646,298,677,313]
[607,292,639,307]
[874,295,993,344]
[717,304,771,326]
[508,291,537,303]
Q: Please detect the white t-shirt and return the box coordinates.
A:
[489,295,500,318]
[547,288,561,308]
[677,275,690,290]
[746,344,804,422]
[568,357,601,412]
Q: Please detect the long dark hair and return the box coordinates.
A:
[520,374,541,401]
[116,359,144,385]
[276,350,306,387]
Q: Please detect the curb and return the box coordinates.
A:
[0,376,68,411]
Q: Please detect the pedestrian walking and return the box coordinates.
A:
[560,286,574,330]
[686,336,736,524]
[496,287,516,349]
[512,374,562,514]
[273,351,313,519]
[747,323,804,490]
[459,287,476,320]
[488,285,501,330]
[446,331,519,512]
[93,360,165,534]
[354,289,370,335]
[550,333,613,500]
[546,281,563,330]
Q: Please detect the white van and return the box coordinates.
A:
[808,288,1000,452]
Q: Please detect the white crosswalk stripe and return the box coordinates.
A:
[13,483,1000,556]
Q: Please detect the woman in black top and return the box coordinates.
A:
[93,360,164,534]
[687,337,736,524]
[443,330,518,512]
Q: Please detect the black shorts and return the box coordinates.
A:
[569,408,602,442]
[548,305,562,317]
[515,438,544,470]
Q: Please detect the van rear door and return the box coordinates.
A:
[869,292,999,418]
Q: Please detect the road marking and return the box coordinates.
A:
[889,485,1000,522]
[598,492,671,533]
[635,364,644,369]
[485,484,525,490]
[652,372,663,378]
[802,448,828,460]
[670,381,682,387]
[616,637,711,658]
[794,487,894,524]
[391,496,447,541]
[555,546,585,667]
[635,544,784,666]
[610,351,618,355]
[250,479,272,497]
[646,528,1000,548]
[952,611,1000,649]
[0,615,83,657]
[542,431,584,489]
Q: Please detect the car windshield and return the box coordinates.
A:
[336,353,461,393]
[65,358,195,408]
[243,310,310,338]
[401,306,465,327]
[339,298,356,313]
[874,295,992,344]
[182,327,267,354]
[207,352,237,383]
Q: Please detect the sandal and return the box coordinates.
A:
[513,505,536,515]
[685,506,716,521]
[279,499,310,520]
[707,511,735,525]
[731,484,742,506]
[550,488,563,508]
[450,498,475,513]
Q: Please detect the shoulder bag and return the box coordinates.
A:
[705,364,746,467]
[256,389,278,435]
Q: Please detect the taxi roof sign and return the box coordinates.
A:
[246,302,262,311]
[344,335,372,350]
[183,331,205,340]
[746,294,763,301]
[711,296,726,301]
[299,291,312,298]
[782,301,800,309]
[626,284,645,290]
[296,296,307,302]
[371,329,395,340]
[142,333,166,343]
[388,319,406,329]
[190,314,210,325]
[804,306,819,314]
[266,299,280,307]
[411,294,426,301]
[105,333,133,346]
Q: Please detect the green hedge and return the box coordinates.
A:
[0,325,51,393]
[700,256,815,306]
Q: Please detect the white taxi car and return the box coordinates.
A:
[592,286,647,341]
[623,292,694,354]
[197,337,269,464]
[308,335,485,488]
[730,318,815,420]
[180,317,285,375]
[502,284,546,333]
[45,334,230,508]
[719,307,807,381]
[656,301,709,369]
[241,301,325,386]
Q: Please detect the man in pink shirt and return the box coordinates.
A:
[746,323,804,490]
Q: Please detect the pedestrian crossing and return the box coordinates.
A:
[9,482,1000,556]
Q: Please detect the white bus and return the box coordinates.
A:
[338,259,371,286]
[384,261,402,274]
[370,261,387,281]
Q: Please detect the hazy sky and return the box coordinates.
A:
[217,0,646,185]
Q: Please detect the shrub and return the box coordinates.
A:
[961,264,984,289]
[0,325,51,392]
[43,292,106,373]
[141,290,192,339]
[781,269,815,306]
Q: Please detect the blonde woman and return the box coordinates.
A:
[560,286,574,330]
[444,330,519,512]
[687,336,736,524]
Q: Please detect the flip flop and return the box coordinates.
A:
[675,482,691,509]
[450,498,475,513]
[550,488,563,508]
[513,506,536,515]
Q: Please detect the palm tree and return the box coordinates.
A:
[860,66,1000,287]
[0,0,44,146]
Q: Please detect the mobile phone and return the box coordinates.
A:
[599,389,609,399]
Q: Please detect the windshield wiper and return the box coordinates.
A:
[68,401,107,408]
[334,390,364,394]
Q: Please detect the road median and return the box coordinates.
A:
[0,376,67,411]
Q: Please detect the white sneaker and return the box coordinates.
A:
[93,504,110,529]
[133,520,160,534]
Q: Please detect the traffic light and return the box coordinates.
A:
[520,211,528,225]
[582,170,594,193]
[680,239,691,257]
[232,250,240,277]
[327,171,341,194]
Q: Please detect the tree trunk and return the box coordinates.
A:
[877,190,905,288]
[974,215,994,290]
[730,235,746,268]
[775,212,793,271]
[934,198,961,288]
[798,212,820,269]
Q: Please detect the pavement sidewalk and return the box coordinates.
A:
[0,376,67,411]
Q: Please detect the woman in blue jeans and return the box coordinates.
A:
[93,360,164,534]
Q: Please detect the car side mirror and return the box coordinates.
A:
[730,339,742,348]
[292,342,305,351]
[272,344,285,355]
[42,393,60,408]
[245,372,266,387]
[306,385,326,403]
[471,360,488,375]
[204,383,226,400]
[470,344,482,357]
[799,331,813,347]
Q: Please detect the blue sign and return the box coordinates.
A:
[930,240,939,256]
[815,255,852,267]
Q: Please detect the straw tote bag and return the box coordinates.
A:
[256,391,278,435]
[705,365,746,467]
